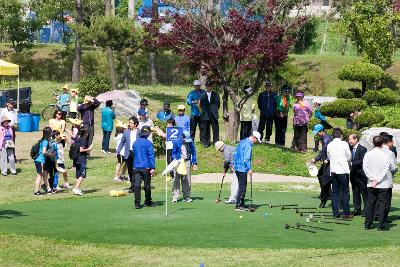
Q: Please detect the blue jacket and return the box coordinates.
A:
[101,107,116,131]
[186,89,205,116]
[314,133,333,162]
[172,140,197,164]
[233,138,253,173]
[156,110,174,121]
[133,136,155,169]
[314,108,327,122]
[257,91,277,117]
[175,114,190,132]
[116,129,139,160]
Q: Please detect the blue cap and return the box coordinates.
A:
[138,109,147,116]
[183,130,192,143]
[312,124,324,135]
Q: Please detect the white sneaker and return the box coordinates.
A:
[172,199,178,203]
[183,198,193,203]
[54,186,62,192]
[63,183,72,189]
[101,150,107,154]
[225,199,236,204]
[114,177,123,182]
[72,188,83,196]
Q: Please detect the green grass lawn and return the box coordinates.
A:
[1,191,399,248]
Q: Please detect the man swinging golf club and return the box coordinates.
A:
[233,131,261,211]
[215,140,236,204]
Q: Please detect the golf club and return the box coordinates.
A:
[298,211,332,216]
[309,214,353,221]
[296,222,333,231]
[306,217,349,225]
[282,206,317,210]
[248,172,255,212]
[284,223,316,233]
[268,204,298,208]
[215,173,226,204]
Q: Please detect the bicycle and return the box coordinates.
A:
[41,90,73,120]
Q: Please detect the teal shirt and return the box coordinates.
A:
[34,140,48,164]
[101,107,116,132]
[59,93,70,112]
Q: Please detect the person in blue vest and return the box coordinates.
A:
[233,131,261,211]
[155,102,174,122]
[171,130,198,202]
[175,105,190,132]
[186,80,205,140]
[132,126,156,209]
[101,100,116,154]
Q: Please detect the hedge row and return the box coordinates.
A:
[320,98,368,118]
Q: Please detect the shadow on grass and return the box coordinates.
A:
[141,92,186,104]
[0,209,27,219]
[167,207,195,216]
[82,189,101,194]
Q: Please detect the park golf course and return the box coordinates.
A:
[0,74,400,266]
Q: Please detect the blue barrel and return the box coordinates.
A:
[17,113,32,132]
[31,113,40,131]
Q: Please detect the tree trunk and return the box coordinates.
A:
[341,36,348,56]
[124,54,130,90]
[105,0,117,90]
[107,47,118,90]
[128,0,136,18]
[222,86,240,142]
[72,0,83,83]
[361,81,367,95]
[149,0,158,84]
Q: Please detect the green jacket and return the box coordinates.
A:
[276,95,292,114]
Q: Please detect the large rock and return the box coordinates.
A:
[96,90,141,118]
[304,96,336,107]
[360,127,400,163]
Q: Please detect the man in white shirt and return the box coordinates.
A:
[363,135,396,231]
[327,128,352,218]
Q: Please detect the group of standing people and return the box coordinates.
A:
[311,123,397,230]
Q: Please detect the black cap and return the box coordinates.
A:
[139,126,152,137]
[266,80,273,86]
[281,85,291,92]
[140,99,148,105]
[163,102,170,107]
[205,80,213,87]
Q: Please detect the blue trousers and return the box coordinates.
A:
[102,130,112,152]
[235,171,248,208]
[331,173,350,216]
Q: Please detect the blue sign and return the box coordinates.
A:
[166,127,183,141]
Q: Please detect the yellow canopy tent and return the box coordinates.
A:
[0,59,20,111]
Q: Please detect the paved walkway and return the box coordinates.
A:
[192,173,400,192]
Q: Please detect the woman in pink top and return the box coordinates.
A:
[292,91,312,153]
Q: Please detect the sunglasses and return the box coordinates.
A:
[57,113,62,115]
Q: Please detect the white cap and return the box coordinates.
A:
[193,80,201,86]
[214,141,224,151]
[252,131,261,143]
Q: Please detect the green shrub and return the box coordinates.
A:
[362,88,400,106]
[320,98,368,118]
[338,62,384,83]
[78,76,111,97]
[153,120,166,158]
[336,88,355,99]
[386,120,400,129]
[354,111,385,129]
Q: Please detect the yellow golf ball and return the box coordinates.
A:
[239,215,243,219]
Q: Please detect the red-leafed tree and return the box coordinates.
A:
[145,0,307,140]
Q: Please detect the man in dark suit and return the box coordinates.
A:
[348,134,368,216]
[116,116,139,192]
[200,81,220,147]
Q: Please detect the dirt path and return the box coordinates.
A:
[192,173,400,192]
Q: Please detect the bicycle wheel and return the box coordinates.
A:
[42,105,57,120]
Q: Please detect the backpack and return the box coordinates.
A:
[30,140,41,160]
[69,142,80,161]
